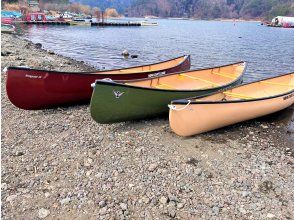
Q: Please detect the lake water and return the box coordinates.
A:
[21,19,294,82]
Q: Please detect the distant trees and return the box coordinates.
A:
[2,0,118,17]
[91,7,101,18]
[80,4,91,15]
[3,0,292,18]
[105,8,119,17]
[128,0,294,19]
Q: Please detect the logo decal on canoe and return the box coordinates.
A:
[113,90,124,99]
[148,71,166,78]
[283,93,294,100]
[25,74,42,79]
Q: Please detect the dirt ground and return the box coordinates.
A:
[1,33,293,219]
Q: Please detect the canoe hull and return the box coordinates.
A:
[6,56,190,110]
[169,92,294,137]
[90,77,242,123]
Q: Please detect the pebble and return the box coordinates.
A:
[35,43,42,49]
[60,197,71,205]
[239,207,247,214]
[177,203,184,209]
[6,194,17,202]
[212,206,220,215]
[120,203,128,210]
[84,158,93,167]
[122,50,129,56]
[99,200,107,208]
[38,208,50,219]
[242,191,250,197]
[99,207,107,215]
[44,192,50,198]
[142,197,150,204]
[15,151,24,156]
[168,195,179,203]
[168,208,176,218]
[159,196,168,204]
[1,51,11,56]
[1,183,8,190]
[267,213,275,218]
[195,168,202,176]
[148,163,158,172]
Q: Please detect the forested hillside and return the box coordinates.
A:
[3,0,294,18]
[70,0,133,12]
[129,0,294,19]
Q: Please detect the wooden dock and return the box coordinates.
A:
[91,22,141,27]
[13,21,141,27]
[15,21,70,25]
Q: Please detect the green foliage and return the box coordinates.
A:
[268,4,293,18]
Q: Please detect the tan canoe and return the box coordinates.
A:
[169,72,294,137]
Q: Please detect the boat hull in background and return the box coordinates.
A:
[6,55,190,110]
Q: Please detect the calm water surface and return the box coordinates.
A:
[21,19,294,82]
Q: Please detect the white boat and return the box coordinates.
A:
[140,21,158,26]
[69,18,91,26]
[271,16,294,27]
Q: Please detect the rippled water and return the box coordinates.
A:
[21,19,294,82]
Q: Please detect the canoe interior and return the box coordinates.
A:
[124,62,246,90]
[186,72,294,103]
[99,55,188,74]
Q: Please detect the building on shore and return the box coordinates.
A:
[271,16,294,27]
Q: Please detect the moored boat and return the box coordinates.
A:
[169,72,294,137]
[90,61,247,124]
[69,19,91,26]
[1,24,15,34]
[140,21,158,26]
[6,55,190,110]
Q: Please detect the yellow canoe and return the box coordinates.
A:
[169,72,294,136]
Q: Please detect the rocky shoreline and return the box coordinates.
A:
[1,33,293,219]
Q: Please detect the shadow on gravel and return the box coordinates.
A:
[175,105,293,147]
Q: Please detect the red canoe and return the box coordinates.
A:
[6,55,190,110]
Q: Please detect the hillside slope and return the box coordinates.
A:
[70,0,134,12]
[128,0,294,19]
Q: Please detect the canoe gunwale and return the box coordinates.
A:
[171,72,294,105]
[93,61,247,93]
[118,61,246,83]
[6,55,190,75]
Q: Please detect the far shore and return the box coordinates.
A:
[134,16,263,22]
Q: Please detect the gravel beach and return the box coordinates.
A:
[1,33,293,219]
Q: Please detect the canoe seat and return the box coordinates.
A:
[179,74,220,86]
[223,92,256,100]
[260,81,294,87]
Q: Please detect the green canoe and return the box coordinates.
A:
[90,61,247,123]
